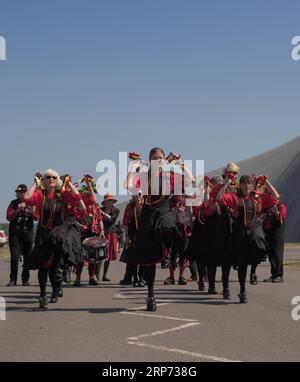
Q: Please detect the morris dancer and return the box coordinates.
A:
[125,148,194,311]
[219,174,278,303]
[24,170,83,309]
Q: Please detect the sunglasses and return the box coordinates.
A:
[45,175,57,180]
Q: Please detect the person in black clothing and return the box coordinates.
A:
[263,198,286,283]
[6,184,37,286]
[96,194,120,281]
[120,194,145,287]
[116,221,125,253]
[125,147,195,311]
[219,175,278,303]
[24,170,83,309]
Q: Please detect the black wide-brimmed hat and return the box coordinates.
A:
[15,184,28,192]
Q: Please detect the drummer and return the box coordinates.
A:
[73,176,105,286]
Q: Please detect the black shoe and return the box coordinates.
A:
[164,277,175,285]
[208,287,218,295]
[198,282,205,291]
[22,281,30,286]
[161,256,170,269]
[223,289,231,300]
[73,279,81,287]
[6,280,16,287]
[39,297,48,309]
[178,277,187,285]
[133,281,140,287]
[250,274,258,285]
[272,277,284,283]
[63,272,71,284]
[238,293,247,303]
[263,276,274,283]
[57,289,63,297]
[119,279,132,285]
[89,279,99,286]
[49,295,58,303]
[146,297,157,312]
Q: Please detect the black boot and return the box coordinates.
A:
[250,274,258,285]
[207,287,218,294]
[49,295,58,303]
[238,292,247,303]
[146,297,157,312]
[39,297,48,309]
[223,289,231,300]
[7,280,17,287]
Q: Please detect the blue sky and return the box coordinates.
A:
[0,0,300,220]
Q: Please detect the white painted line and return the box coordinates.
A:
[127,341,241,362]
[127,322,200,341]
[114,293,144,300]
[121,311,198,322]
[127,303,170,311]
[114,293,177,304]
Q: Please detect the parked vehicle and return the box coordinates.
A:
[0,230,7,247]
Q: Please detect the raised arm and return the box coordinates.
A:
[265,179,280,200]
[216,178,231,202]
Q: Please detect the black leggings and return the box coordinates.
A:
[196,262,207,282]
[221,264,231,290]
[38,266,62,297]
[238,264,248,294]
[207,264,232,290]
[144,264,156,298]
[197,262,231,290]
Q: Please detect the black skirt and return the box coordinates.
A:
[230,220,269,266]
[28,223,56,270]
[124,198,177,265]
[185,207,232,266]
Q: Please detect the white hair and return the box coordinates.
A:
[42,169,63,189]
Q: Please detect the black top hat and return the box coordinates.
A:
[15,184,28,192]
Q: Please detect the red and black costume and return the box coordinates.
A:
[125,168,181,307]
[221,190,277,300]
[27,188,82,300]
[74,193,103,285]
[102,205,120,261]
[164,195,191,285]
[186,186,232,295]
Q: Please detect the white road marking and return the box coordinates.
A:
[127,341,241,362]
[114,293,187,304]
[127,322,200,341]
[127,303,170,311]
[118,290,240,362]
[114,293,143,299]
[121,311,198,322]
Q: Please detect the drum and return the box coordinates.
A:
[82,236,108,263]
